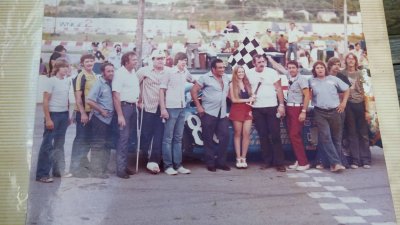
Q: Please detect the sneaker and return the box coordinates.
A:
[331,164,346,173]
[296,164,310,171]
[36,177,54,183]
[241,158,248,169]
[363,164,371,169]
[350,164,359,169]
[61,172,73,178]
[164,167,178,175]
[288,161,298,170]
[315,164,324,169]
[147,162,160,174]
[236,158,243,168]
[177,166,191,174]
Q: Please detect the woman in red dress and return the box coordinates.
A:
[229,66,255,168]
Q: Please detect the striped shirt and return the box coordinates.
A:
[137,66,172,113]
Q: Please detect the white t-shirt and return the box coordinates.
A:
[112,66,140,103]
[246,67,280,108]
[287,28,302,43]
[315,39,326,51]
[299,56,310,70]
[43,76,71,112]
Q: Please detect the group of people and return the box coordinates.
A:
[191,51,371,173]
[255,22,369,72]
[36,34,372,183]
[36,49,195,183]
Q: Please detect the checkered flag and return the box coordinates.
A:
[228,37,265,70]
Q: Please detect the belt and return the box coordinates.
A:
[121,101,136,106]
[314,107,336,112]
[50,111,68,114]
[286,103,303,107]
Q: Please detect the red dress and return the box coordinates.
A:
[229,90,253,121]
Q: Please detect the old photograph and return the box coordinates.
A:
[27,0,396,224]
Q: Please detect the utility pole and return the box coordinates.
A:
[135,0,145,68]
[240,0,247,27]
[51,0,59,36]
[344,0,348,54]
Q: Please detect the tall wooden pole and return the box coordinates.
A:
[344,0,348,54]
[135,0,145,68]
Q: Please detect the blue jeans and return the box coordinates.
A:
[36,111,69,179]
[70,111,91,174]
[141,108,164,164]
[314,109,342,166]
[162,108,185,170]
[287,43,298,61]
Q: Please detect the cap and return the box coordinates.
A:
[267,28,272,32]
[151,49,166,59]
[54,45,66,52]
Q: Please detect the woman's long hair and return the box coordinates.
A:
[48,52,62,76]
[231,65,252,99]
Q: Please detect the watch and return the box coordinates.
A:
[301,109,306,113]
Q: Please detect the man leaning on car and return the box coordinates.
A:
[190,58,231,172]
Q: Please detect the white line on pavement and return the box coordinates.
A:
[296,182,322,187]
[334,216,367,224]
[324,186,348,191]
[319,203,349,210]
[307,192,336,199]
[354,209,382,216]
[287,173,310,178]
[371,223,397,225]
[304,169,323,174]
[338,197,366,203]
[313,176,336,182]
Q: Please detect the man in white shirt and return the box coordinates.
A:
[107,44,123,69]
[351,42,363,64]
[112,51,140,179]
[286,22,302,61]
[247,54,286,172]
[185,25,203,69]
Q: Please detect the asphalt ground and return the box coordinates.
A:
[26,105,397,225]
